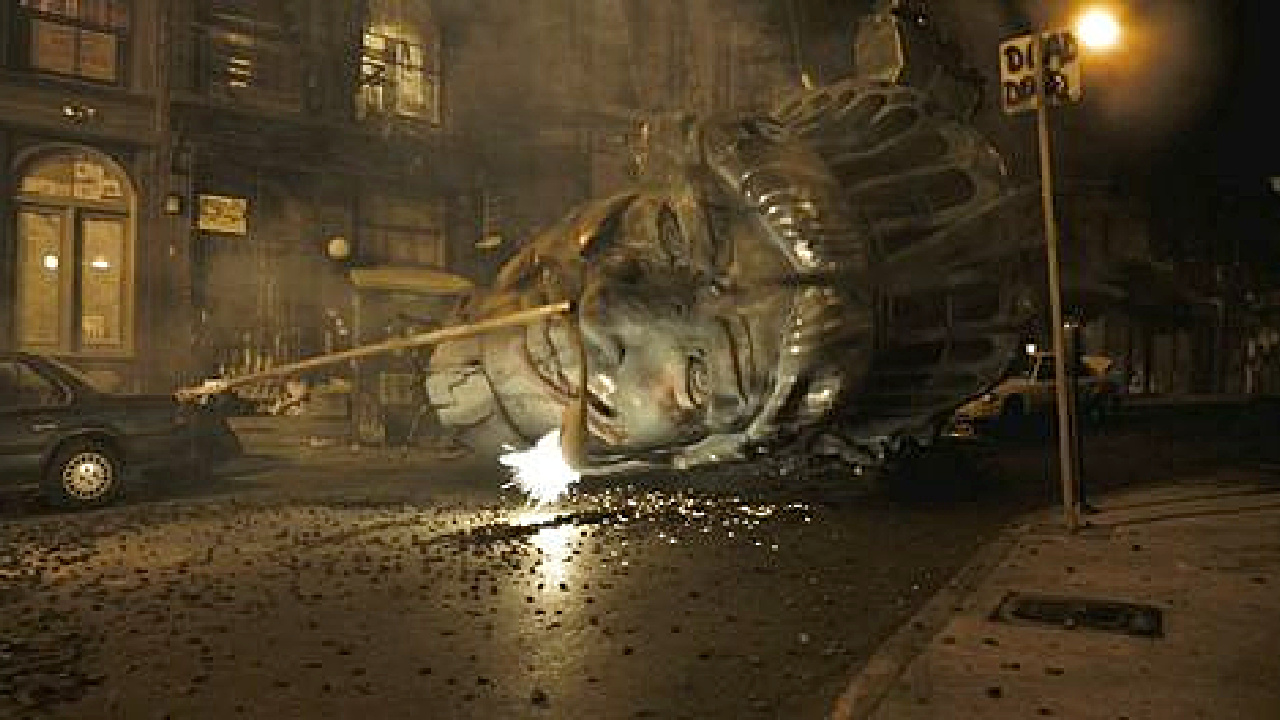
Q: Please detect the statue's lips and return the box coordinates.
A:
[515,313,754,450]
[518,335,626,445]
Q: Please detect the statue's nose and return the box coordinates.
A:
[705,392,748,428]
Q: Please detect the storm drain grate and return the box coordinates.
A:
[990,591,1164,638]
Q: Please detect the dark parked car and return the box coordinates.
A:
[0,353,241,508]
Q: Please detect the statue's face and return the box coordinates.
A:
[546,194,772,453]
[431,79,1026,472]
[572,209,749,450]
[434,190,791,458]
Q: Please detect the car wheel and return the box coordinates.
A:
[43,439,123,508]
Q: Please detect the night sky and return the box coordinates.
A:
[784,0,1278,280]
[1143,0,1280,274]
[1185,0,1272,179]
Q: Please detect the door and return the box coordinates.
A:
[0,358,75,483]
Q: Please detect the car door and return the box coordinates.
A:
[0,359,76,482]
[1024,356,1055,411]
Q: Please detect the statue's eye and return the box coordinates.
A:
[680,354,710,410]
[657,205,684,262]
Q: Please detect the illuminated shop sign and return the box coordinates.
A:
[197,194,248,235]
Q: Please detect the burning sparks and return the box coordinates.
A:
[499,430,580,504]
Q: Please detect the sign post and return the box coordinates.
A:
[1001,30,1082,531]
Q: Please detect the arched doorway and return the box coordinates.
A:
[12,147,136,355]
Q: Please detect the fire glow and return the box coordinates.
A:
[499,429,580,504]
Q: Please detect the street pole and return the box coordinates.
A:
[176,302,573,397]
[1033,32,1080,532]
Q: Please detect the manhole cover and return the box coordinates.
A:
[991,591,1164,638]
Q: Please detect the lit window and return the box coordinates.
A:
[358,0,441,124]
[13,151,134,354]
[18,0,130,84]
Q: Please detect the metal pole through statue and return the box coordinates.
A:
[1033,32,1080,532]
[177,302,573,398]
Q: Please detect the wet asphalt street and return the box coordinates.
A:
[0,413,1263,720]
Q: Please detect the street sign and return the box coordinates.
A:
[1001,29,1086,530]
[197,194,248,235]
[1000,31,1082,114]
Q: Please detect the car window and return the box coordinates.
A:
[42,356,111,393]
[0,361,68,410]
[1031,355,1091,381]
[1033,359,1055,381]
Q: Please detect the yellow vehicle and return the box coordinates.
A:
[945,352,1122,439]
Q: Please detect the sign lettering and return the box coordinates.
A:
[999,31,1083,115]
[197,195,249,235]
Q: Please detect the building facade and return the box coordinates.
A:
[0,0,172,391]
[0,0,481,392]
[0,0,793,394]
[450,0,793,279]
[167,0,469,387]
[8,0,1221,395]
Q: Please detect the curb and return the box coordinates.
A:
[829,517,1033,720]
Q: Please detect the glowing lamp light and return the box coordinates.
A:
[42,254,60,270]
[499,429,580,504]
[326,235,351,261]
[89,257,111,270]
[1076,8,1121,51]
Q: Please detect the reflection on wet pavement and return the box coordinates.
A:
[1,468,1009,719]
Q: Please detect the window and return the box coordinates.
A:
[13,150,134,355]
[201,28,302,107]
[198,1,302,109]
[358,0,440,124]
[359,194,446,267]
[17,0,130,83]
[0,360,68,410]
[1033,359,1056,382]
[205,0,295,27]
[1032,356,1087,381]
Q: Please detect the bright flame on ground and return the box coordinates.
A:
[499,430,580,504]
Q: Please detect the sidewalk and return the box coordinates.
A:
[835,469,1280,719]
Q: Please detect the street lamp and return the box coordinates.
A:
[1029,28,1080,532]
[1076,8,1121,51]
[325,235,351,262]
[1001,8,1123,531]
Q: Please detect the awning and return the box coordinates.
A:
[349,265,474,295]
